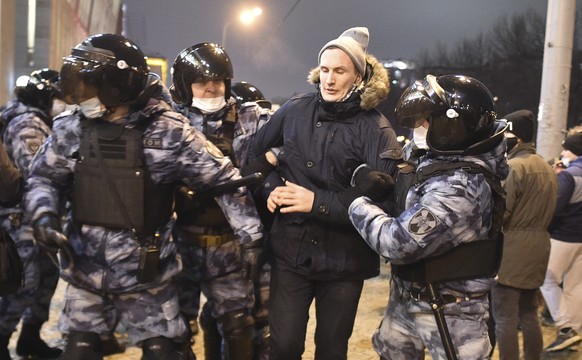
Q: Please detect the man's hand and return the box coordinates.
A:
[241,240,265,281]
[267,181,314,213]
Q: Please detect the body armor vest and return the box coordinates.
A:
[72,119,174,239]
[174,113,236,228]
[391,157,506,284]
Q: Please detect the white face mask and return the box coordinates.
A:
[191,96,226,114]
[50,99,67,117]
[561,157,571,167]
[413,126,429,150]
[79,97,107,119]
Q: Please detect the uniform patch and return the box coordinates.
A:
[143,137,162,149]
[408,208,438,235]
[205,140,224,159]
[25,138,42,154]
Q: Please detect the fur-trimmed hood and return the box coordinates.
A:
[307,54,390,111]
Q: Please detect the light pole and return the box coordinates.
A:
[221,7,262,49]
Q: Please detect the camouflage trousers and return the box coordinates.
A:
[0,217,59,335]
[58,281,188,345]
[174,236,254,320]
[373,281,492,359]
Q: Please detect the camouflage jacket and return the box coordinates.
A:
[349,139,509,294]
[25,98,263,293]
[0,99,52,218]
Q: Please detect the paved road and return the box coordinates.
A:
[7,263,581,359]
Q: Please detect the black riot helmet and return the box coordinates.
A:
[60,33,149,107]
[231,81,271,109]
[14,68,61,112]
[395,74,503,155]
[171,42,234,105]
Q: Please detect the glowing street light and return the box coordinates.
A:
[222,7,263,49]
[240,7,262,24]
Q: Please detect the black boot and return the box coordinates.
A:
[0,334,12,360]
[60,332,102,360]
[141,336,180,360]
[16,322,62,359]
[100,333,125,356]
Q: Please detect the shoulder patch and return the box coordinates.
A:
[25,138,42,154]
[205,140,224,159]
[408,208,438,235]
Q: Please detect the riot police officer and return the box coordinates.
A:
[0,69,63,359]
[170,43,267,360]
[25,33,264,360]
[347,74,509,359]
[194,80,274,360]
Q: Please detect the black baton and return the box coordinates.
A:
[428,282,458,360]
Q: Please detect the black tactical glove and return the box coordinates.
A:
[32,213,64,251]
[339,167,395,207]
[240,240,266,281]
[241,154,276,178]
[33,213,74,269]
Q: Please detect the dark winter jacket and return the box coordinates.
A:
[549,156,582,243]
[248,54,402,280]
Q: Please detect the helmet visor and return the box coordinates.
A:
[395,75,446,129]
[60,57,102,104]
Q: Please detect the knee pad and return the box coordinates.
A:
[220,310,255,360]
[254,324,270,360]
[220,310,254,337]
[141,336,179,359]
[60,331,102,360]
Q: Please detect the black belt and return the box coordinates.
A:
[401,288,488,305]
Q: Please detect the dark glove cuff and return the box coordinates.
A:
[339,186,362,208]
[241,155,276,177]
[352,164,372,187]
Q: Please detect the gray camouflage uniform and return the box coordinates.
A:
[172,100,266,324]
[348,139,509,359]
[0,99,59,336]
[24,97,263,345]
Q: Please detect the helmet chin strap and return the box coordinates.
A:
[105,105,130,123]
[463,120,509,156]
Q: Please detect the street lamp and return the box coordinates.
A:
[222,7,262,49]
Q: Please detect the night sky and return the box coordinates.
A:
[123,0,556,101]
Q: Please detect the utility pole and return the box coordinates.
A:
[537,0,576,161]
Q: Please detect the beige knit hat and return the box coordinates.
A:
[318,27,369,75]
